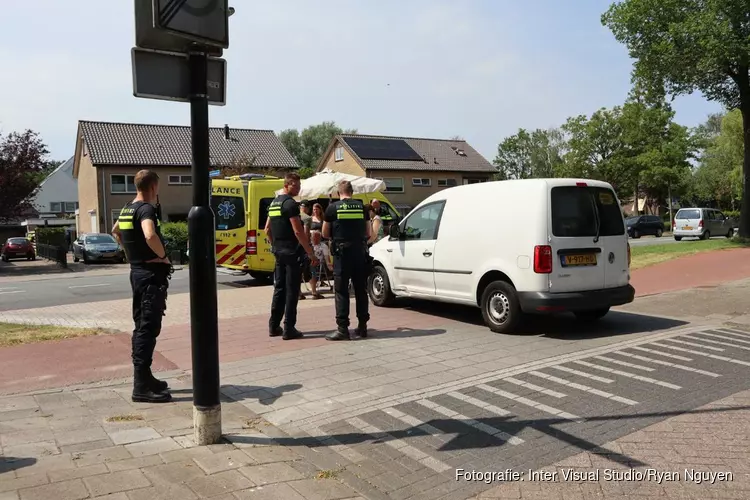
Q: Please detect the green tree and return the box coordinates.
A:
[602,0,750,236]
[279,121,357,171]
[693,110,744,209]
[493,128,566,180]
[0,130,50,222]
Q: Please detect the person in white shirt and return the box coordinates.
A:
[309,230,332,299]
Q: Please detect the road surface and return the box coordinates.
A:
[0,268,270,311]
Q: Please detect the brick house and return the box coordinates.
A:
[72,120,298,234]
[316,134,497,215]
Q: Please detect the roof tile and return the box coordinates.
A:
[78,121,298,168]
[338,134,496,173]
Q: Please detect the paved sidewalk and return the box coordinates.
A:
[0,377,367,500]
[470,388,750,499]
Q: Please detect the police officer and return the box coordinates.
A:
[265,173,318,340]
[322,180,372,340]
[111,170,172,403]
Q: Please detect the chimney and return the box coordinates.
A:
[224,124,230,140]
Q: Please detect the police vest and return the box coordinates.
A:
[118,201,162,264]
[331,199,367,245]
[268,194,299,254]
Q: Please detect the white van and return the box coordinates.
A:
[367,178,635,333]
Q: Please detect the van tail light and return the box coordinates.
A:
[246,230,257,255]
[672,219,676,229]
[699,219,704,227]
[534,245,553,274]
[627,242,631,266]
[575,182,587,187]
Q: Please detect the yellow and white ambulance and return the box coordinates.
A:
[210,174,400,280]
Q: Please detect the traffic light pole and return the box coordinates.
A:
[187,47,222,445]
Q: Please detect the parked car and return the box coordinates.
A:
[367,178,635,333]
[73,233,125,263]
[625,215,665,238]
[1,237,36,262]
[672,208,736,241]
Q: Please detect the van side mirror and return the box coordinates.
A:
[389,224,400,239]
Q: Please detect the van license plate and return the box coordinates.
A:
[683,226,693,230]
[561,254,596,266]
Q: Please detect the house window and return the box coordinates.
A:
[50,202,62,212]
[463,178,486,185]
[168,175,193,185]
[437,178,457,187]
[334,146,344,161]
[64,202,78,213]
[49,202,78,213]
[374,177,404,193]
[412,178,431,187]
[111,174,137,193]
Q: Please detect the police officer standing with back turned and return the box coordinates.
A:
[323,180,372,340]
[265,173,319,340]
[111,170,172,403]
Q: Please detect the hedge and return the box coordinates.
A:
[161,222,188,261]
[36,227,66,247]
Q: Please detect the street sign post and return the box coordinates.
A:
[131,48,226,105]
[132,0,227,446]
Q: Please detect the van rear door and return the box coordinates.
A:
[548,184,625,293]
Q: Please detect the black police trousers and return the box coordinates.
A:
[269,252,304,331]
[333,245,370,328]
[130,265,170,370]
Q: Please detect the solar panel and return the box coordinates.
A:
[345,137,424,161]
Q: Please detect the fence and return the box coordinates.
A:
[36,243,67,268]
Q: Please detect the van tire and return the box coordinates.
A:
[632,229,640,239]
[655,228,663,237]
[674,236,682,241]
[574,307,610,321]
[480,281,520,333]
[368,265,395,307]
[701,230,710,240]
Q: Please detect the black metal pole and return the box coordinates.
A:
[187,47,221,443]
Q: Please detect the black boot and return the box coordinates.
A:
[147,368,169,392]
[132,368,172,403]
[354,322,367,338]
[283,328,303,340]
[269,325,283,337]
[326,327,350,341]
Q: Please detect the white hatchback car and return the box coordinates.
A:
[367,178,635,333]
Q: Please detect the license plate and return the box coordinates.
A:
[683,226,693,230]
[561,254,597,266]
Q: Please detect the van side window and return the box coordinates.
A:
[400,201,445,240]
[258,198,274,228]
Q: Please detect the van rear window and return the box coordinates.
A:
[211,195,245,231]
[675,209,700,219]
[551,186,624,237]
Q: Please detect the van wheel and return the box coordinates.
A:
[632,229,640,238]
[368,265,394,307]
[480,281,520,333]
[574,308,610,321]
[701,230,710,240]
[674,236,682,241]
[655,228,663,237]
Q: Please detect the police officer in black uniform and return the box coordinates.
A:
[111,170,172,403]
[322,180,372,341]
[265,173,318,340]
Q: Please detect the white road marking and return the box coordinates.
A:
[68,283,110,289]
[475,383,582,421]
[447,391,512,416]
[686,334,750,351]
[714,329,750,341]
[571,360,681,390]
[611,351,720,377]
[630,345,693,361]
[345,416,452,472]
[504,376,567,398]
[526,371,638,406]
[650,342,750,367]
[700,331,750,345]
[664,338,725,351]
[0,290,25,295]
[591,355,655,372]
[415,398,524,445]
[549,365,614,383]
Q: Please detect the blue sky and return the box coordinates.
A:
[0,0,722,163]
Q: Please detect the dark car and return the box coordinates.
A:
[73,233,125,264]
[1,237,36,262]
[625,215,665,238]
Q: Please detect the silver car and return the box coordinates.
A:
[673,208,736,241]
